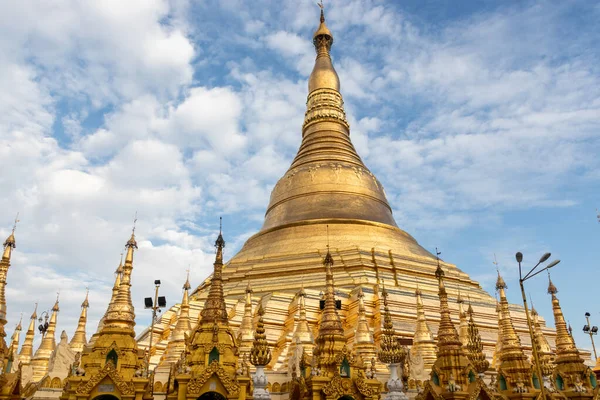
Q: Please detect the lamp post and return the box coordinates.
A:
[517,251,561,400]
[37,311,49,336]
[144,279,166,376]
[583,312,598,360]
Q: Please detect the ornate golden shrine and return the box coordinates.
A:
[60,231,151,400]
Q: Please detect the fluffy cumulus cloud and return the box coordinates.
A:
[1,0,599,350]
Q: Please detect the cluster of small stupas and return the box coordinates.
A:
[1,6,600,400]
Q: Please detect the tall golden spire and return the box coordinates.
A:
[411,284,437,373]
[7,315,22,372]
[547,272,592,391]
[162,272,192,364]
[199,222,228,325]
[530,305,554,377]
[288,284,315,367]
[430,259,474,390]
[466,303,489,375]
[102,231,137,333]
[353,286,376,363]
[238,283,255,355]
[495,270,533,392]
[69,289,89,353]
[18,303,37,364]
[31,294,60,381]
[0,217,17,358]
[250,303,271,367]
[313,247,345,375]
[88,256,122,347]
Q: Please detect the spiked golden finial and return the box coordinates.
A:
[378,282,406,365]
[466,304,489,374]
[250,303,271,367]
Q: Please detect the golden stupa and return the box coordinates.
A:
[138,6,559,394]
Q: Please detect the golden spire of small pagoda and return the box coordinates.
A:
[200,219,228,325]
[250,303,271,367]
[31,293,60,381]
[353,286,376,363]
[88,255,122,347]
[7,315,22,372]
[238,282,254,355]
[0,215,18,356]
[313,245,346,375]
[103,229,137,333]
[18,303,37,364]
[61,220,151,397]
[457,289,469,346]
[411,281,436,372]
[289,283,314,365]
[530,303,554,377]
[161,271,193,364]
[466,303,489,376]
[495,270,533,392]
[378,282,405,365]
[546,271,592,391]
[431,253,473,389]
[69,289,89,353]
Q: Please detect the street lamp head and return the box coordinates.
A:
[586,312,591,317]
[546,259,561,269]
[154,279,161,286]
[539,252,551,263]
[516,252,523,263]
[592,326,599,334]
[144,297,153,309]
[584,325,590,333]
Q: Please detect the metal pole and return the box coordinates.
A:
[147,284,160,375]
[586,314,598,360]
[519,267,546,400]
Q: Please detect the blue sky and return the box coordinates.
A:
[1,0,599,355]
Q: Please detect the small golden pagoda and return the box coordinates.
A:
[17,304,37,373]
[237,284,255,359]
[410,287,437,379]
[153,273,194,393]
[30,295,60,382]
[494,272,538,399]
[0,226,16,371]
[530,306,555,379]
[352,287,377,366]
[250,303,272,400]
[0,225,21,400]
[88,257,123,349]
[546,273,596,399]
[465,303,490,378]
[60,231,151,400]
[7,316,21,373]
[456,293,469,348]
[290,246,380,400]
[417,261,497,400]
[69,289,90,353]
[165,230,247,400]
[378,282,408,400]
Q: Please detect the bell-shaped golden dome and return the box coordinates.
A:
[232,7,432,262]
